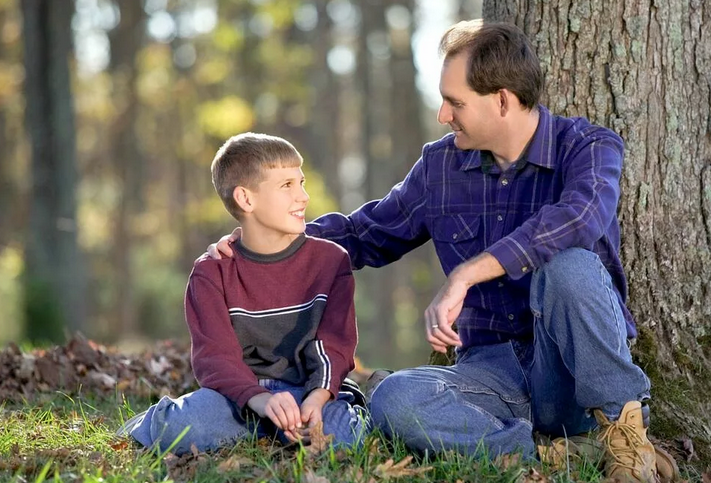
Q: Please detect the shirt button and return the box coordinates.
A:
[521,266,528,273]
[498,282,504,288]
[497,215,503,222]
[508,314,515,320]
[501,179,509,186]
[452,233,458,240]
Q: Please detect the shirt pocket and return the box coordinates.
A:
[432,214,483,269]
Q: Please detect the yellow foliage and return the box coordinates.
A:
[212,23,244,52]
[198,96,255,139]
[195,59,231,85]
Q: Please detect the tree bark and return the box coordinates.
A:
[21,0,85,342]
[107,1,146,340]
[485,0,711,459]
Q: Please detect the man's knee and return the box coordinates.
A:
[536,248,602,299]
[369,369,438,432]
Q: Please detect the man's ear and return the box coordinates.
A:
[498,89,510,117]
[233,186,255,213]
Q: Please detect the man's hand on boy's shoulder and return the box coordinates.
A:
[207,227,241,259]
[247,391,303,442]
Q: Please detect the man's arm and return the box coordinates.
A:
[186,259,269,410]
[210,156,432,266]
[302,252,357,401]
[486,135,624,280]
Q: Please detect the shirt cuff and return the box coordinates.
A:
[486,236,537,281]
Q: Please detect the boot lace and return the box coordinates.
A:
[599,419,646,475]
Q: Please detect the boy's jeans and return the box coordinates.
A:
[128,380,370,455]
[370,248,651,458]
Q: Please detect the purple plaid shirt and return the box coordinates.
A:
[307,105,635,347]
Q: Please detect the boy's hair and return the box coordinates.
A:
[211,132,303,220]
[439,21,542,110]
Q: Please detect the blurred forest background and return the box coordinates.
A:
[0,0,487,369]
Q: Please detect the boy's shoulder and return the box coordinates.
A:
[190,251,232,279]
[303,235,349,259]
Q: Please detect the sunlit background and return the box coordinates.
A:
[0,0,483,370]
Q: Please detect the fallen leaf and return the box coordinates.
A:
[679,437,696,461]
[303,469,331,483]
[217,455,254,473]
[306,421,334,454]
[109,439,130,451]
[702,468,710,483]
[190,444,200,457]
[495,452,522,470]
[374,456,432,479]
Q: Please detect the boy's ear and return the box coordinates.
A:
[233,186,255,213]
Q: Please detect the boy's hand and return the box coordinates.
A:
[247,391,302,441]
[207,227,241,259]
[299,388,331,439]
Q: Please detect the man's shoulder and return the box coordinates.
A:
[553,112,623,148]
[423,133,458,155]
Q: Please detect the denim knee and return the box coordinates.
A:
[534,248,602,302]
[370,370,436,435]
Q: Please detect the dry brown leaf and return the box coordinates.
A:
[190,443,200,457]
[306,421,334,454]
[217,455,254,473]
[374,455,432,479]
[109,439,130,451]
[520,467,548,483]
[495,452,522,470]
[303,469,331,483]
[679,437,696,461]
[702,469,711,483]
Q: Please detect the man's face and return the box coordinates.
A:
[437,52,500,151]
[249,166,309,237]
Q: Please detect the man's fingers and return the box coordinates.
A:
[206,243,221,260]
[283,429,300,442]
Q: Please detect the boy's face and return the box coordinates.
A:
[248,166,309,237]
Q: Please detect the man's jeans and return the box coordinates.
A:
[369,248,651,458]
[128,380,370,455]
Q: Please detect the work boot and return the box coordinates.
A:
[594,401,658,482]
[537,432,679,482]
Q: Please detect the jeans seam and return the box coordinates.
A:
[599,263,624,353]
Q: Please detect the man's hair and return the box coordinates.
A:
[211,132,303,220]
[439,21,542,109]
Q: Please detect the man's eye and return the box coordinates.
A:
[283,182,291,188]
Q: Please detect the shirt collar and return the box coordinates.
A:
[458,105,556,172]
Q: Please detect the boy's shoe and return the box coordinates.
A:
[364,370,393,403]
[594,401,658,482]
[341,377,367,408]
[116,409,148,438]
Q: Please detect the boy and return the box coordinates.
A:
[119,133,369,455]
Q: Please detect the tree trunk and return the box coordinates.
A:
[107,1,146,340]
[21,0,85,342]
[485,0,711,459]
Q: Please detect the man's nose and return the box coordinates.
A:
[437,103,452,125]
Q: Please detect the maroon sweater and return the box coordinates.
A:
[185,234,357,410]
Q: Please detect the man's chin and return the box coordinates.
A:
[452,134,473,150]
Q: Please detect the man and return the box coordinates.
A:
[211,21,671,482]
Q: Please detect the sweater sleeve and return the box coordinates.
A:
[185,260,269,410]
[302,252,357,400]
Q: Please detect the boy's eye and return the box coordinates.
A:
[282,182,291,188]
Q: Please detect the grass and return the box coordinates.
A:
[0,393,702,483]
